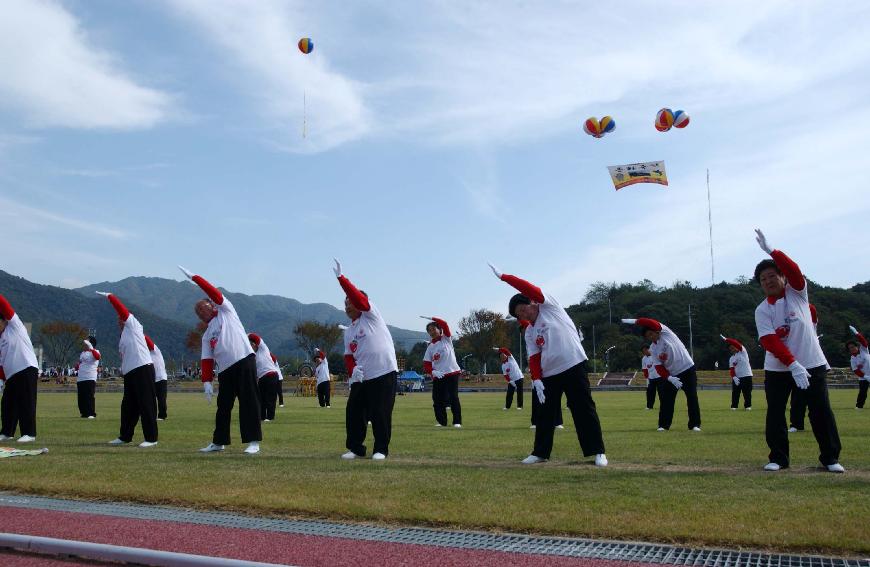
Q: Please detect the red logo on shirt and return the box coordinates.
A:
[775,325,790,339]
[209,337,218,350]
[535,335,545,347]
[433,353,441,361]
[658,353,668,362]
[349,340,358,353]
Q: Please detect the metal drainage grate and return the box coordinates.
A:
[0,493,866,566]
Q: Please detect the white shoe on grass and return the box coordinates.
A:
[657,427,666,431]
[138,441,158,448]
[764,462,781,471]
[326,405,331,408]
[199,443,224,453]
[17,435,35,443]
[826,463,845,473]
[372,452,386,460]
[522,455,547,464]
[530,425,536,429]
[731,408,737,411]
[502,407,508,411]
[594,454,608,467]
[263,419,271,422]
[341,451,357,460]
[556,425,565,430]
[435,423,443,427]
[454,424,462,428]
[244,442,260,454]
[745,407,752,411]
[788,427,798,433]
[87,416,95,419]
[691,427,701,432]
[108,438,128,446]
[517,407,522,410]
[0,434,12,441]
[279,404,284,408]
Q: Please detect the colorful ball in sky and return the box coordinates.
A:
[673,110,690,128]
[583,117,603,138]
[599,115,616,135]
[298,38,314,54]
[656,108,674,131]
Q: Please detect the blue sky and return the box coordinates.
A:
[1,0,869,330]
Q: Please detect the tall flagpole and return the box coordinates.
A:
[707,168,715,284]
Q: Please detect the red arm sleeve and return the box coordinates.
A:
[423,361,433,374]
[107,294,130,321]
[724,338,743,351]
[0,367,5,381]
[857,332,868,349]
[759,334,796,367]
[337,276,370,312]
[0,295,15,320]
[248,333,261,348]
[144,336,155,351]
[642,369,649,379]
[529,353,543,380]
[636,318,662,332]
[770,250,805,291]
[192,275,224,305]
[432,317,451,337]
[201,358,215,382]
[344,354,356,375]
[500,274,545,304]
[857,369,866,378]
[91,350,101,361]
[498,348,512,358]
[729,367,736,377]
[655,364,670,379]
[270,353,277,363]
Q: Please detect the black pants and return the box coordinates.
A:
[119,364,158,443]
[789,385,808,430]
[532,361,605,459]
[213,354,262,445]
[765,365,841,467]
[0,367,38,438]
[76,380,96,418]
[277,380,284,406]
[443,373,462,425]
[858,380,869,408]
[258,373,279,421]
[656,366,701,430]
[731,376,753,409]
[506,379,524,409]
[646,380,658,409]
[432,378,448,425]
[155,380,168,419]
[346,371,397,457]
[531,387,563,426]
[317,381,331,407]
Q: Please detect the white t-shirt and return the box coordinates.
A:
[276,362,284,381]
[423,336,461,375]
[343,302,398,381]
[650,323,694,377]
[524,293,587,378]
[729,347,753,378]
[150,344,167,382]
[0,314,38,379]
[119,314,153,375]
[252,339,279,379]
[641,354,660,381]
[755,285,827,372]
[202,297,254,374]
[502,355,523,383]
[78,349,100,382]
[851,343,870,381]
[315,358,331,384]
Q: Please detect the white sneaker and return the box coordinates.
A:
[731,408,737,411]
[138,441,158,448]
[657,427,666,431]
[108,438,128,445]
[517,407,522,410]
[341,451,357,460]
[645,407,652,410]
[556,424,565,429]
[502,407,508,411]
[745,407,752,411]
[435,423,443,427]
[17,435,35,443]
[826,463,845,473]
[530,425,536,429]
[244,442,260,454]
[691,427,702,432]
[453,424,462,428]
[199,443,224,453]
[0,434,12,441]
[372,452,386,460]
[157,418,165,421]
[279,404,284,408]
[326,405,331,408]
[367,421,372,425]
[87,416,95,419]
[764,462,781,471]
[521,455,547,464]
[788,427,798,433]
[263,419,271,422]
[594,454,608,467]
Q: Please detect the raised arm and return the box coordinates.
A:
[488,262,545,303]
[0,294,15,320]
[179,266,224,305]
[144,335,155,352]
[432,317,451,337]
[96,292,130,321]
[755,229,804,291]
[850,325,868,349]
[722,337,744,351]
[334,259,370,312]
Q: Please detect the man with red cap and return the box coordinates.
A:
[720,335,753,411]
[495,347,524,410]
[179,266,261,455]
[489,262,606,466]
[96,292,158,448]
[422,316,462,428]
[248,333,280,422]
[314,348,331,408]
[145,335,168,420]
[847,325,870,409]
[0,294,40,443]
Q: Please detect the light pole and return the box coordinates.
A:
[604,345,616,371]
[688,304,695,358]
[461,353,473,371]
[592,324,597,374]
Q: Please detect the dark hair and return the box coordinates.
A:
[846,339,859,349]
[641,344,650,352]
[754,259,780,283]
[508,293,531,318]
[87,335,97,347]
[425,322,439,333]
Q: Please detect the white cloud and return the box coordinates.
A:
[0,196,130,239]
[0,0,174,129]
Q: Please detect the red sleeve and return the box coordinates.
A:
[729,367,736,377]
[518,320,531,330]
[144,336,155,351]
[0,295,15,320]
[338,276,370,312]
[498,348,512,357]
[107,294,130,321]
[724,338,743,351]
[857,369,866,378]
[423,361,433,374]
[344,354,356,375]
[642,369,649,379]
[770,250,805,291]
[655,364,670,379]
[75,363,80,371]
[856,333,868,349]
[432,317,451,337]
[0,367,5,381]
[504,374,510,382]
[201,358,215,382]
[759,334,796,366]
[91,349,101,361]
[248,333,261,347]
[500,274,545,304]
[529,353,542,379]
[636,318,662,332]
[809,304,818,324]
[270,353,277,363]
[192,275,224,305]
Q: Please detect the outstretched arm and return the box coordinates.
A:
[334,259,370,312]
[96,292,130,321]
[432,317,451,337]
[179,266,224,305]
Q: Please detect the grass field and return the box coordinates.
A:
[1,389,867,556]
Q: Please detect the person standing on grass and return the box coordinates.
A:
[720,335,753,411]
[314,348,331,408]
[752,229,843,473]
[76,336,100,419]
[847,325,870,409]
[274,353,285,408]
[422,316,463,428]
[178,266,261,455]
[145,335,169,421]
[248,333,280,422]
[335,259,398,460]
[496,347,523,410]
[622,317,701,432]
[640,345,659,410]
[489,262,607,466]
[96,292,158,448]
[0,294,40,443]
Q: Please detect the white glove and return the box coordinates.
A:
[754,228,773,254]
[487,262,503,279]
[178,265,195,280]
[95,291,111,297]
[0,380,4,394]
[350,365,364,384]
[419,315,434,321]
[83,340,93,350]
[203,381,213,403]
[432,370,444,379]
[333,258,343,278]
[337,324,348,330]
[719,334,727,341]
[732,377,740,386]
[668,376,683,390]
[532,379,545,404]
[621,318,637,325]
[788,361,809,390]
[849,325,858,335]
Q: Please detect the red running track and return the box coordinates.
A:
[0,506,659,567]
